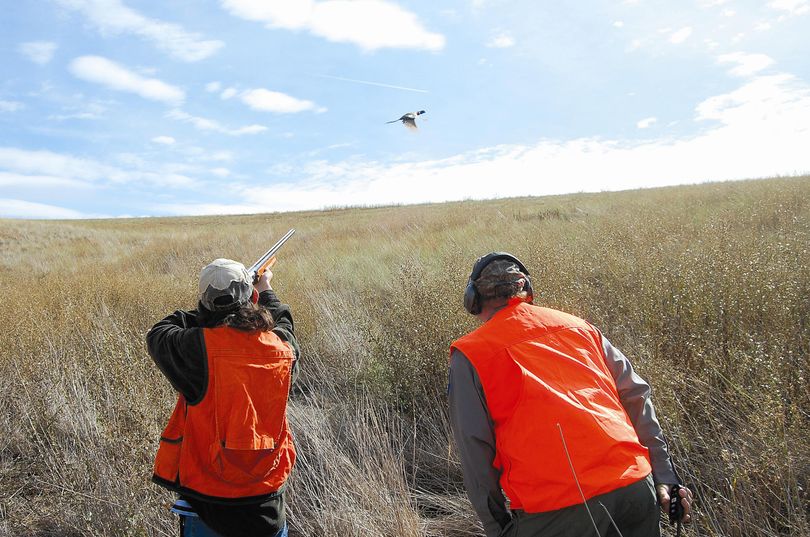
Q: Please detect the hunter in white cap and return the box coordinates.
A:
[147,256,300,537]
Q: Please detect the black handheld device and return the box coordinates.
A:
[669,484,684,524]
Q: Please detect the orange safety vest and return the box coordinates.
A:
[451,300,651,513]
[153,326,296,501]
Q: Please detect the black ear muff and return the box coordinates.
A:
[463,252,533,315]
[463,278,480,315]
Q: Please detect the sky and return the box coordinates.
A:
[1,0,809,219]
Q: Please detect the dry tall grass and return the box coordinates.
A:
[0,176,808,536]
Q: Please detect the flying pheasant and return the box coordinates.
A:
[386,110,426,130]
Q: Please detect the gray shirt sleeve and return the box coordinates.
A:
[448,349,510,537]
[600,335,679,485]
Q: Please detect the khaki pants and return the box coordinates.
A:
[500,475,660,537]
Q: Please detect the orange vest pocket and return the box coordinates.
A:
[154,436,183,480]
[225,435,275,451]
[154,396,186,481]
[208,441,283,485]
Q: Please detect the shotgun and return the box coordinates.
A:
[248,229,295,284]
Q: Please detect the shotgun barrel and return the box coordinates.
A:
[248,228,295,283]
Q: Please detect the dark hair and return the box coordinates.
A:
[198,301,274,332]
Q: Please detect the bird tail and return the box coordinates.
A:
[385,120,399,123]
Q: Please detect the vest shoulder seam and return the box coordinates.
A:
[467,323,590,359]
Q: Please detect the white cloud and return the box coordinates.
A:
[0,100,25,112]
[220,0,445,52]
[152,135,176,145]
[486,33,515,48]
[0,146,122,182]
[718,53,774,77]
[0,172,90,189]
[205,81,222,92]
[161,74,810,215]
[48,102,107,121]
[48,112,102,121]
[54,0,223,61]
[637,116,657,128]
[69,56,185,104]
[18,41,58,64]
[240,89,325,114]
[0,198,91,219]
[167,109,268,135]
[211,167,231,177]
[695,74,809,126]
[669,27,693,44]
[233,125,269,135]
[0,146,196,189]
[221,87,238,100]
[768,0,810,15]
[613,21,625,28]
[206,151,234,162]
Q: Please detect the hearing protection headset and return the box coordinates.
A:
[463,252,534,315]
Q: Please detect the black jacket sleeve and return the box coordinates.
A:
[146,309,207,404]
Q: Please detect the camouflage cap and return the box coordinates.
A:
[475,259,527,299]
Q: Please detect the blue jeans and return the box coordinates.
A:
[182,514,288,537]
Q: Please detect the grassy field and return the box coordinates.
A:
[0,176,808,536]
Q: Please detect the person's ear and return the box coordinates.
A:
[251,289,259,304]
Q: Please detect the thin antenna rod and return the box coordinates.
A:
[598,502,626,537]
[557,423,601,537]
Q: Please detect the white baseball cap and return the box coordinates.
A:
[199,258,252,311]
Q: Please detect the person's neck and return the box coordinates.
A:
[479,297,528,322]
[479,300,509,322]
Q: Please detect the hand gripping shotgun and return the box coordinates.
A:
[248,228,296,284]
